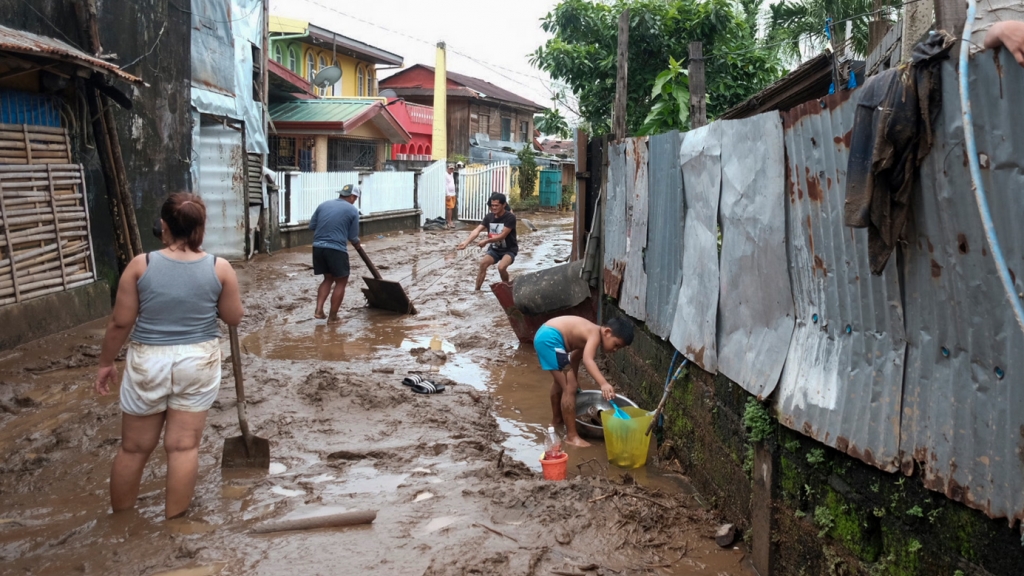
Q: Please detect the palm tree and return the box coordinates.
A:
[767,0,902,62]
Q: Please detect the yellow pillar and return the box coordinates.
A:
[431,42,447,161]
[314,135,328,172]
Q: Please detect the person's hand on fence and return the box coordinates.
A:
[984,21,1024,67]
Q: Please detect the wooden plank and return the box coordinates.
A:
[613,9,629,140]
[0,181,20,302]
[46,165,68,289]
[79,166,97,280]
[0,123,66,135]
[22,125,33,164]
[0,163,77,172]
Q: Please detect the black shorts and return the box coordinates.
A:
[486,248,516,265]
[312,247,350,278]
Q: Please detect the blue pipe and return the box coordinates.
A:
[958,0,1024,335]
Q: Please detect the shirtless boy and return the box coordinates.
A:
[533,316,634,447]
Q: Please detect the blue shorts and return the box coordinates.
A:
[486,248,516,265]
[534,325,570,372]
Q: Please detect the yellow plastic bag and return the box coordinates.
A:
[601,406,654,469]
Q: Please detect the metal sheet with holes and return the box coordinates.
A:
[670,123,721,372]
[716,114,794,398]
[777,88,906,472]
[603,142,628,298]
[900,55,1024,525]
[645,131,684,339]
[620,137,649,321]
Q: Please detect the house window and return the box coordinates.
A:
[328,138,378,170]
[306,51,316,84]
[520,120,529,143]
[479,114,489,136]
[274,44,282,63]
[318,55,329,95]
[367,69,375,96]
[357,66,365,97]
[287,47,297,72]
[269,135,297,170]
[501,117,511,141]
[332,59,342,95]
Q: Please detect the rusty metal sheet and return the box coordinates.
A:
[900,54,1024,525]
[603,141,627,298]
[670,123,721,372]
[644,131,683,340]
[717,114,794,398]
[777,87,906,472]
[620,137,649,321]
[0,24,143,85]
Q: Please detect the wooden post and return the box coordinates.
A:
[901,2,934,63]
[45,164,68,289]
[868,0,887,54]
[85,88,132,270]
[612,9,629,141]
[688,42,707,129]
[934,0,966,59]
[0,182,19,303]
[573,129,588,262]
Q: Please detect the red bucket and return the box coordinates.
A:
[540,452,569,481]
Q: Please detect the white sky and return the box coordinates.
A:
[268,0,562,109]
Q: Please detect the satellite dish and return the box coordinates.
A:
[379,88,398,98]
[312,66,342,89]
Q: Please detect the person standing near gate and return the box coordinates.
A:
[310,184,361,323]
[457,192,517,290]
[445,163,457,229]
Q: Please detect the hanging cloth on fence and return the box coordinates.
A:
[844,31,955,275]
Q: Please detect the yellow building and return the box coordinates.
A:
[268,16,402,98]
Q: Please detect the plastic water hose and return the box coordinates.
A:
[958,0,1024,336]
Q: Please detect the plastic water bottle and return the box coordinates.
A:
[544,426,563,460]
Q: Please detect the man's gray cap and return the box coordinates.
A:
[340,184,360,197]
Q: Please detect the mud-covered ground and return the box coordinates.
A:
[0,214,753,575]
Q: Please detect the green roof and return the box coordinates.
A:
[269,99,375,124]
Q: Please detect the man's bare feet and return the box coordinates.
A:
[314,310,326,319]
[564,435,591,448]
[326,314,341,324]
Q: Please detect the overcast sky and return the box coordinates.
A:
[268,0,562,109]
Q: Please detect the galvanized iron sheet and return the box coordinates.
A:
[620,137,649,321]
[645,131,684,340]
[670,123,721,373]
[900,55,1024,525]
[717,114,794,398]
[777,88,906,472]
[603,142,628,298]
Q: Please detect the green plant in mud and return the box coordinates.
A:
[806,448,826,468]
[815,505,836,537]
[742,397,774,443]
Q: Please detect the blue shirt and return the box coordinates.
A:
[309,198,360,252]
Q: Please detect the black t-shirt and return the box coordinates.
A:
[482,211,518,254]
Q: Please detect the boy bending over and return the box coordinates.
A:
[533,316,634,447]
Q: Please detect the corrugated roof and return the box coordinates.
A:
[270,99,377,123]
[381,64,545,111]
[0,24,142,85]
[644,130,683,340]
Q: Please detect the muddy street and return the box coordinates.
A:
[0,214,753,575]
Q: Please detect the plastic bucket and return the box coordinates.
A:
[601,407,654,469]
[539,451,569,481]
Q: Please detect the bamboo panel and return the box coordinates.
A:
[0,124,72,166]
[0,161,96,307]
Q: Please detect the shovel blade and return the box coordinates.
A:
[361,277,416,314]
[221,435,271,470]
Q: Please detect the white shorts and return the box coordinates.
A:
[119,339,222,416]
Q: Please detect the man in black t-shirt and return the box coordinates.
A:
[457,192,518,290]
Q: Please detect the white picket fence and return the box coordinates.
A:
[280,171,359,224]
[361,171,415,215]
[459,161,511,223]
[417,160,448,224]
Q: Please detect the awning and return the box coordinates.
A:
[0,24,143,85]
[270,99,411,143]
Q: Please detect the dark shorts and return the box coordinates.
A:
[485,249,516,265]
[312,247,350,278]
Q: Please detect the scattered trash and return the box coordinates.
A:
[413,491,434,502]
[715,523,737,547]
[251,510,377,534]
[269,486,304,498]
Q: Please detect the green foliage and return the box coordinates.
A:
[906,505,924,518]
[516,146,539,200]
[535,109,572,139]
[638,56,689,135]
[559,185,575,211]
[742,397,774,443]
[450,153,468,165]
[806,448,826,467]
[814,505,835,537]
[531,0,783,136]
[767,0,902,63]
[784,439,801,453]
[509,194,540,212]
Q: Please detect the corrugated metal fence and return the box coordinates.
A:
[603,51,1024,525]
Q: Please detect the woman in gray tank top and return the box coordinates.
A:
[94,193,244,519]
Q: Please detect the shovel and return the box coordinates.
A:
[221,325,271,469]
[353,243,417,315]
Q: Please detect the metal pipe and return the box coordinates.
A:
[958,0,1024,335]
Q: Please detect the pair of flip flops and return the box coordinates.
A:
[402,375,445,395]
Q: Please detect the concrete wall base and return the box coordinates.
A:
[0,281,111,351]
[278,209,421,250]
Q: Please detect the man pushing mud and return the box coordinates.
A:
[309,184,361,322]
[457,192,518,290]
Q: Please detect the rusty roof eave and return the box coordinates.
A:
[0,24,144,86]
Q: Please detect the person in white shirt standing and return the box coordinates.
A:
[445,163,457,230]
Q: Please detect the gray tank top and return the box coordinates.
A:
[131,252,223,345]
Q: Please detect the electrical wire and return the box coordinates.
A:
[957,0,1024,336]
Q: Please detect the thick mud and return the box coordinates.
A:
[0,214,753,575]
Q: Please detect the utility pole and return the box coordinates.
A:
[432,42,447,160]
[868,0,888,54]
[688,42,706,129]
[901,1,934,62]
[612,9,629,141]
[934,0,966,54]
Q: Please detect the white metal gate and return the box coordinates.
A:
[281,171,359,224]
[458,161,510,223]
[197,122,246,260]
[417,160,447,224]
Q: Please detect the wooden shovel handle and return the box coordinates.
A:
[353,243,382,280]
[228,326,254,451]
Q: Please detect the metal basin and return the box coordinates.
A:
[574,390,641,440]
